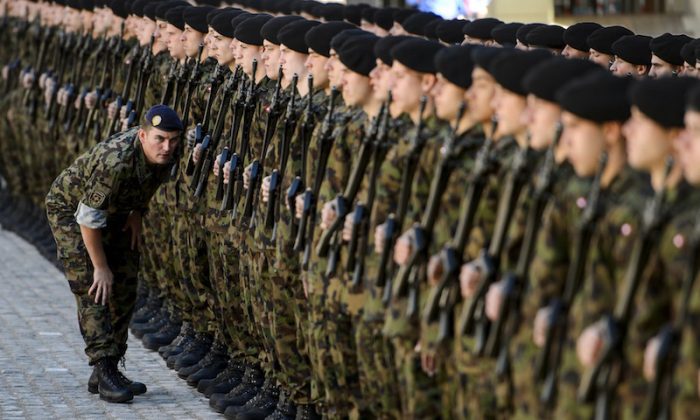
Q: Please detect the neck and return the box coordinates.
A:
[514,130,529,149]
[408,103,424,125]
[600,144,626,188]
[649,157,682,192]
[298,79,310,97]
[255,68,265,84]
[452,112,475,136]
[362,97,383,119]
[554,142,567,164]
[482,117,495,140]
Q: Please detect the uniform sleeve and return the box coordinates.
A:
[76,155,123,228]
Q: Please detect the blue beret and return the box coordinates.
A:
[145,105,183,132]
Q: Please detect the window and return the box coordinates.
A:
[554,0,668,16]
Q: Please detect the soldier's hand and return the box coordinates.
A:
[213,154,222,175]
[420,345,437,377]
[393,232,413,265]
[186,127,197,148]
[43,85,53,107]
[374,223,387,254]
[120,117,129,132]
[295,194,304,219]
[192,143,203,164]
[119,104,128,120]
[21,71,34,88]
[243,164,253,190]
[74,95,82,109]
[533,306,553,348]
[1,65,8,81]
[427,254,443,287]
[84,91,98,110]
[223,161,231,184]
[459,262,482,299]
[107,100,119,119]
[485,280,505,321]
[643,335,661,381]
[341,214,353,242]
[39,72,48,89]
[122,211,143,250]
[88,266,114,305]
[320,200,337,230]
[576,323,604,368]
[261,176,271,203]
[57,87,67,106]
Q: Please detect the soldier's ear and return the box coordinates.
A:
[138,127,147,144]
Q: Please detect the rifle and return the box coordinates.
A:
[576,159,673,420]
[193,68,241,199]
[220,74,250,211]
[172,58,190,112]
[24,25,51,122]
[393,103,471,319]
[456,137,534,355]
[126,34,156,130]
[93,25,125,137]
[188,63,232,187]
[241,66,282,227]
[264,71,299,241]
[83,34,115,139]
[106,41,139,137]
[62,34,93,133]
[173,43,205,177]
[483,124,563,377]
[161,60,178,106]
[533,153,607,406]
[277,75,314,239]
[45,31,71,129]
[643,210,700,420]
[424,119,498,344]
[376,96,428,304]
[345,102,392,292]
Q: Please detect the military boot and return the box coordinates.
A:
[209,364,264,413]
[159,322,194,358]
[88,359,147,395]
[224,377,279,419]
[184,340,229,386]
[200,359,246,397]
[142,317,182,351]
[131,307,170,339]
[173,332,213,371]
[130,292,161,325]
[93,358,133,403]
[264,389,297,420]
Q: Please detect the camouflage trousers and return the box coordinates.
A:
[179,213,215,334]
[454,335,500,420]
[389,336,441,419]
[247,244,277,375]
[46,206,138,365]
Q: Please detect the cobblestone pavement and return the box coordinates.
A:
[0,228,222,419]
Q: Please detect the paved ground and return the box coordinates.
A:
[0,228,222,419]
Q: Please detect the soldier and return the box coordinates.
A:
[45,104,182,403]
[649,33,692,78]
[610,35,652,78]
[680,39,699,77]
[586,25,634,69]
[561,22,601,59]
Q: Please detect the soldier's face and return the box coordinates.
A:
[432,74,466,122]
[324,50,343,90]
[153,21,168,54]
[139,127,181,165]
[466,67,496,124]
[623,107,674,172]
[306,51,330,90]
[262,41,280,80]
[562,45,588,59]
[681,62,698,78]
[211,32,235,67]
[589,49,612,69]
[391,62,423,115]
[182,25,204,58]
[238,43,262,78]
[649,55,678,78]
[610,57,646,78]
[562,111,605,177]
[140,19,156,47]
[492,86,527,139]
[340,68,371,107]
[677,111,700,185]
[369,60,390,103]
[525,95,561,151]
[279,46,308,86]
[166,25,185,60]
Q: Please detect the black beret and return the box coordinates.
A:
[330,28,369,53]
[374,35,412,66]
[489,49,553,96]
[145,104,183,132]
[130,0,148,17]
[210,11,240,38]
[230,12,254,30]
[471,46,508,71]
[183,6,215,33]
[305,22,356,57]
[516,23,545,45]
[320,3,345,22]
[556,70,632,123]
[67,0,83,10]
[436,19,467,45]
[80,0,95,12]
[526,24,565,49]
[611,35,652,66]
[373,8,394,30]
[393,8,418,25]
[143,2,160,20]
[462,17,503,40]
[563,22,602,52]
[110,0,130,18]
[165,6,187,30]
[391,39,445,74]
[275,0,294,15]
[235,14,272,46]
[435,45,474,89]
[206,8,223,25]
[650,33,693,66]
[300,0,320,15]
[491,22,523,47]
[629,77,699,128]
[260,15,304,45]
[338,34,379,76]
[343,4,365,26]
[681,39,699,65]
[689,84,700,112]
[361,6,376,24]
[587,25,634,55]
[522,57,600,102]
[401,12,441,37]
[278,20,321,54]
[424,19,442,41]
[156,1,188,21]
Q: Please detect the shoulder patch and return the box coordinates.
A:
[87,191,107,208]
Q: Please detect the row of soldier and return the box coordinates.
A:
[1,0,700,419]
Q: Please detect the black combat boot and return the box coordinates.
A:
[93,358,133,403]
[159,322,194,358]
[224,377,279,419]
[173,332,213,371]
[264,389,297,420]
[88,359,147,395]
[131,307,170,339]
[200,359,246,397]
[142,317,182,351]
[209,364,264,413]
[130,291,161,325]
[184,340,229,386]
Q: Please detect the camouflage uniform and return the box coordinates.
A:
[45,127,170,364]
